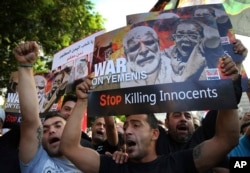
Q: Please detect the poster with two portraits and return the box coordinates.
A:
[3,70,70,128]
[88,3,244,117]
[3,31,104,128]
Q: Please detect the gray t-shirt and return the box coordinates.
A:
[20,146,82,173]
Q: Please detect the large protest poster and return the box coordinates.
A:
[3,70,71,128]
[127,3,244,63]
[87,16,237,117]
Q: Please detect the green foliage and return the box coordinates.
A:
[0,0,105,96]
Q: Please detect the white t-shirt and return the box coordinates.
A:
[20,146,82,173]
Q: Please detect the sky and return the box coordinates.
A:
[92,0,250,76]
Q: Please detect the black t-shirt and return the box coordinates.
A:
[100,149,198,173]
[80,132,93,149]
[80,138,93,149]
[94,140,119,154]
[156,126,185,155]
[93,133,124,154]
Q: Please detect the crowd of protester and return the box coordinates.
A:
[0,35,249,173]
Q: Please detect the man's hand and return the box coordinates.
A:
[105,151,128,164]
[219,54,239,81]
[13,41,39,64]
[233,39,248,58]
[75,77,92,101]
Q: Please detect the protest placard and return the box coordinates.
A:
[88,15,237,117]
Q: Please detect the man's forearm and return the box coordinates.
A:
[18,67,39,122]
[104,116,119,146]
[216,109,239,147]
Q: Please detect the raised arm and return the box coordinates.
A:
[13,41,41,163]
[194,55,240,172]
[60,78,100,173]
[104,116,119,146]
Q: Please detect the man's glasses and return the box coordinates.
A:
[172,33,200,40]
[53,79,62,85]
[36,86,45,90]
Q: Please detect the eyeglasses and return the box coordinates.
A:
[53,79,62,85]
[36,86,45,90]
[172,33,200,40]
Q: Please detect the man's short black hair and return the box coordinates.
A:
[44,111,67,121]
[62,94,77,106]
[126,113,158,129]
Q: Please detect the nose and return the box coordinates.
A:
[139,42,149,56]
[124,125,133,135]
[180,113,188,121]
[48,127,56,135]
[182,34,190,41]
[98,124,105,130]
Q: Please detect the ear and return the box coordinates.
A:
[165,118,169,129]
[152,128,160,141]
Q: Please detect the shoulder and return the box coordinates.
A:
[20,146,49,172]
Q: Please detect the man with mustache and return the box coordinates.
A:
[121,25,172,87]
[156,111,196,154]
[90,116,122,154]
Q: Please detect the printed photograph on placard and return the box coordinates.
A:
[92,15,226,90]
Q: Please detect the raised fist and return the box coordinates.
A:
[13,41,39,65]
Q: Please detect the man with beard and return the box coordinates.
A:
[13,41,81,172]
[163,18,222,82]
[90,116,122,154]
[120,25,172,87]
[59,53,240,172]
[156,111,195,154]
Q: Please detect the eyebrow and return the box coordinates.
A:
[124,119,141,126]
[43,120,64,129]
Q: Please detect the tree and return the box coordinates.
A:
[0,0,105,97]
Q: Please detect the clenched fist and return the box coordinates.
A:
[13,41,39,65]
